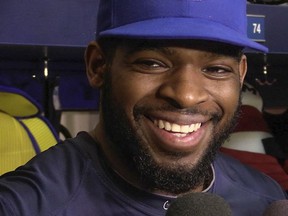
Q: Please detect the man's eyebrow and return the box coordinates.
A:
[203,52,228,59]
[123,44,176,57]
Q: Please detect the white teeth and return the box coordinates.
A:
[181,125,190,133]
[175,133,187,137]
[158,120,165,129]
[171,123,181,132]
[154,120,201,133]
[164,121,172,131]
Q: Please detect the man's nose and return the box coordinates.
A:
[157,66,209,109]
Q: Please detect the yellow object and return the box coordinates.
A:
[0,85,59,175]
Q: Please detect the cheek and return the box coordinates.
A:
[210,81,241,114]
[110,72,157,112]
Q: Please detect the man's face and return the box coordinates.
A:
[99,40,246,194]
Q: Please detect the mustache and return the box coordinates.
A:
[134,103,222,121]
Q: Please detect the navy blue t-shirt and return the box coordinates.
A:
[0,132,286,215]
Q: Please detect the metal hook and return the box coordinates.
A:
[255,54,277,86]
[44,59,49,78]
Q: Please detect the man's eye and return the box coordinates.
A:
[132,59,168,73]
[202,66,232,76]
[135,59,164,68]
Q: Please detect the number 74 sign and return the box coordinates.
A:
[247,14,266,42]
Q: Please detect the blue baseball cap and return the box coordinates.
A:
[96,0,268,52]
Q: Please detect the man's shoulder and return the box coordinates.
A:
[1,131,97,186]
[214,152,286,199]
[31,131,97,163]
[0,132,101,216]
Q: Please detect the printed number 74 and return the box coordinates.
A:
[253,23,261,34]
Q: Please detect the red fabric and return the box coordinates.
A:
[220,147,288,191]
[283,160,288,174]
[234,105,271,133]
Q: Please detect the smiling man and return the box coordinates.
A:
[0,0,287,216]
[88,39,246,195]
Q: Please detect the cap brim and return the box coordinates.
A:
[98,18,268,53]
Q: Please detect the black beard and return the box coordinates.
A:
[101,72,241,194]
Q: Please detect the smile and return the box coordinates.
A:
[153,119,202,134]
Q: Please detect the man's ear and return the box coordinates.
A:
[85,41,106,88]
[239,54,248,87]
